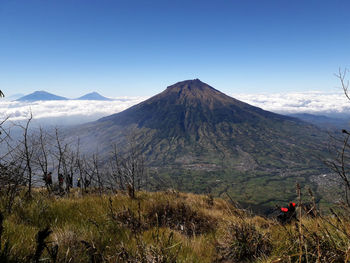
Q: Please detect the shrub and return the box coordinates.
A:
[146,201,216,236]
[216,221,271,262]
[116,230,181,263]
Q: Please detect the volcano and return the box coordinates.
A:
[76,92,112,101]
[17,91,68,101]
[75,79,326,171]
[69,79,330,211]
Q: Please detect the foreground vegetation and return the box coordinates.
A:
[0,189,349,262]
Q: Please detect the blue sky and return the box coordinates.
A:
[1,0,350,97]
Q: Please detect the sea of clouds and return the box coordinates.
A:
[233,91,350,117]
[0,97,148,125]
[1,92,350,126]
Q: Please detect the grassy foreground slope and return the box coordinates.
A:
[1,190,349,262]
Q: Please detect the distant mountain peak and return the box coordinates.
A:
[17,91,68,101]
[76,92,112,101]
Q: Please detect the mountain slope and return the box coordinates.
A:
[69,79,330,211]
[76,92,112,101]
[17,91,68,101]
[78,79,325,168]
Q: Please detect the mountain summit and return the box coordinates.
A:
[76,92,112,101]
[17,91,68,101]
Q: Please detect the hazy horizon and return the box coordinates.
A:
[1,90,350,126]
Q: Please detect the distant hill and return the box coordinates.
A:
[17,91,68,101]
[75,92,113,101]
[289,113,349,130]
[68,79,331,211]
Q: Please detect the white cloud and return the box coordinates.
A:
[1,92,350,126]
[0,97,148,124]
[232,91,350,117]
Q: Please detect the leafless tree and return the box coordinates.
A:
[37,127,50,175]
[0,109,32,212]
[0,161,26,213]
[52,128,74,193]
[10,113,37,198]
[32,127,55,193]
[53,128,65,179]
[324,132,350,207]
[324,68,350,208]
[80,152,104,194]
[23,114,35,197]
[0,109,148,199]
[92,153,103,194]
[108,138,146,198]
[0,118,26,212]
[75,142,89,193]
[336,68,350,100]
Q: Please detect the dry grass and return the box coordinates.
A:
[0,189,349,262]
